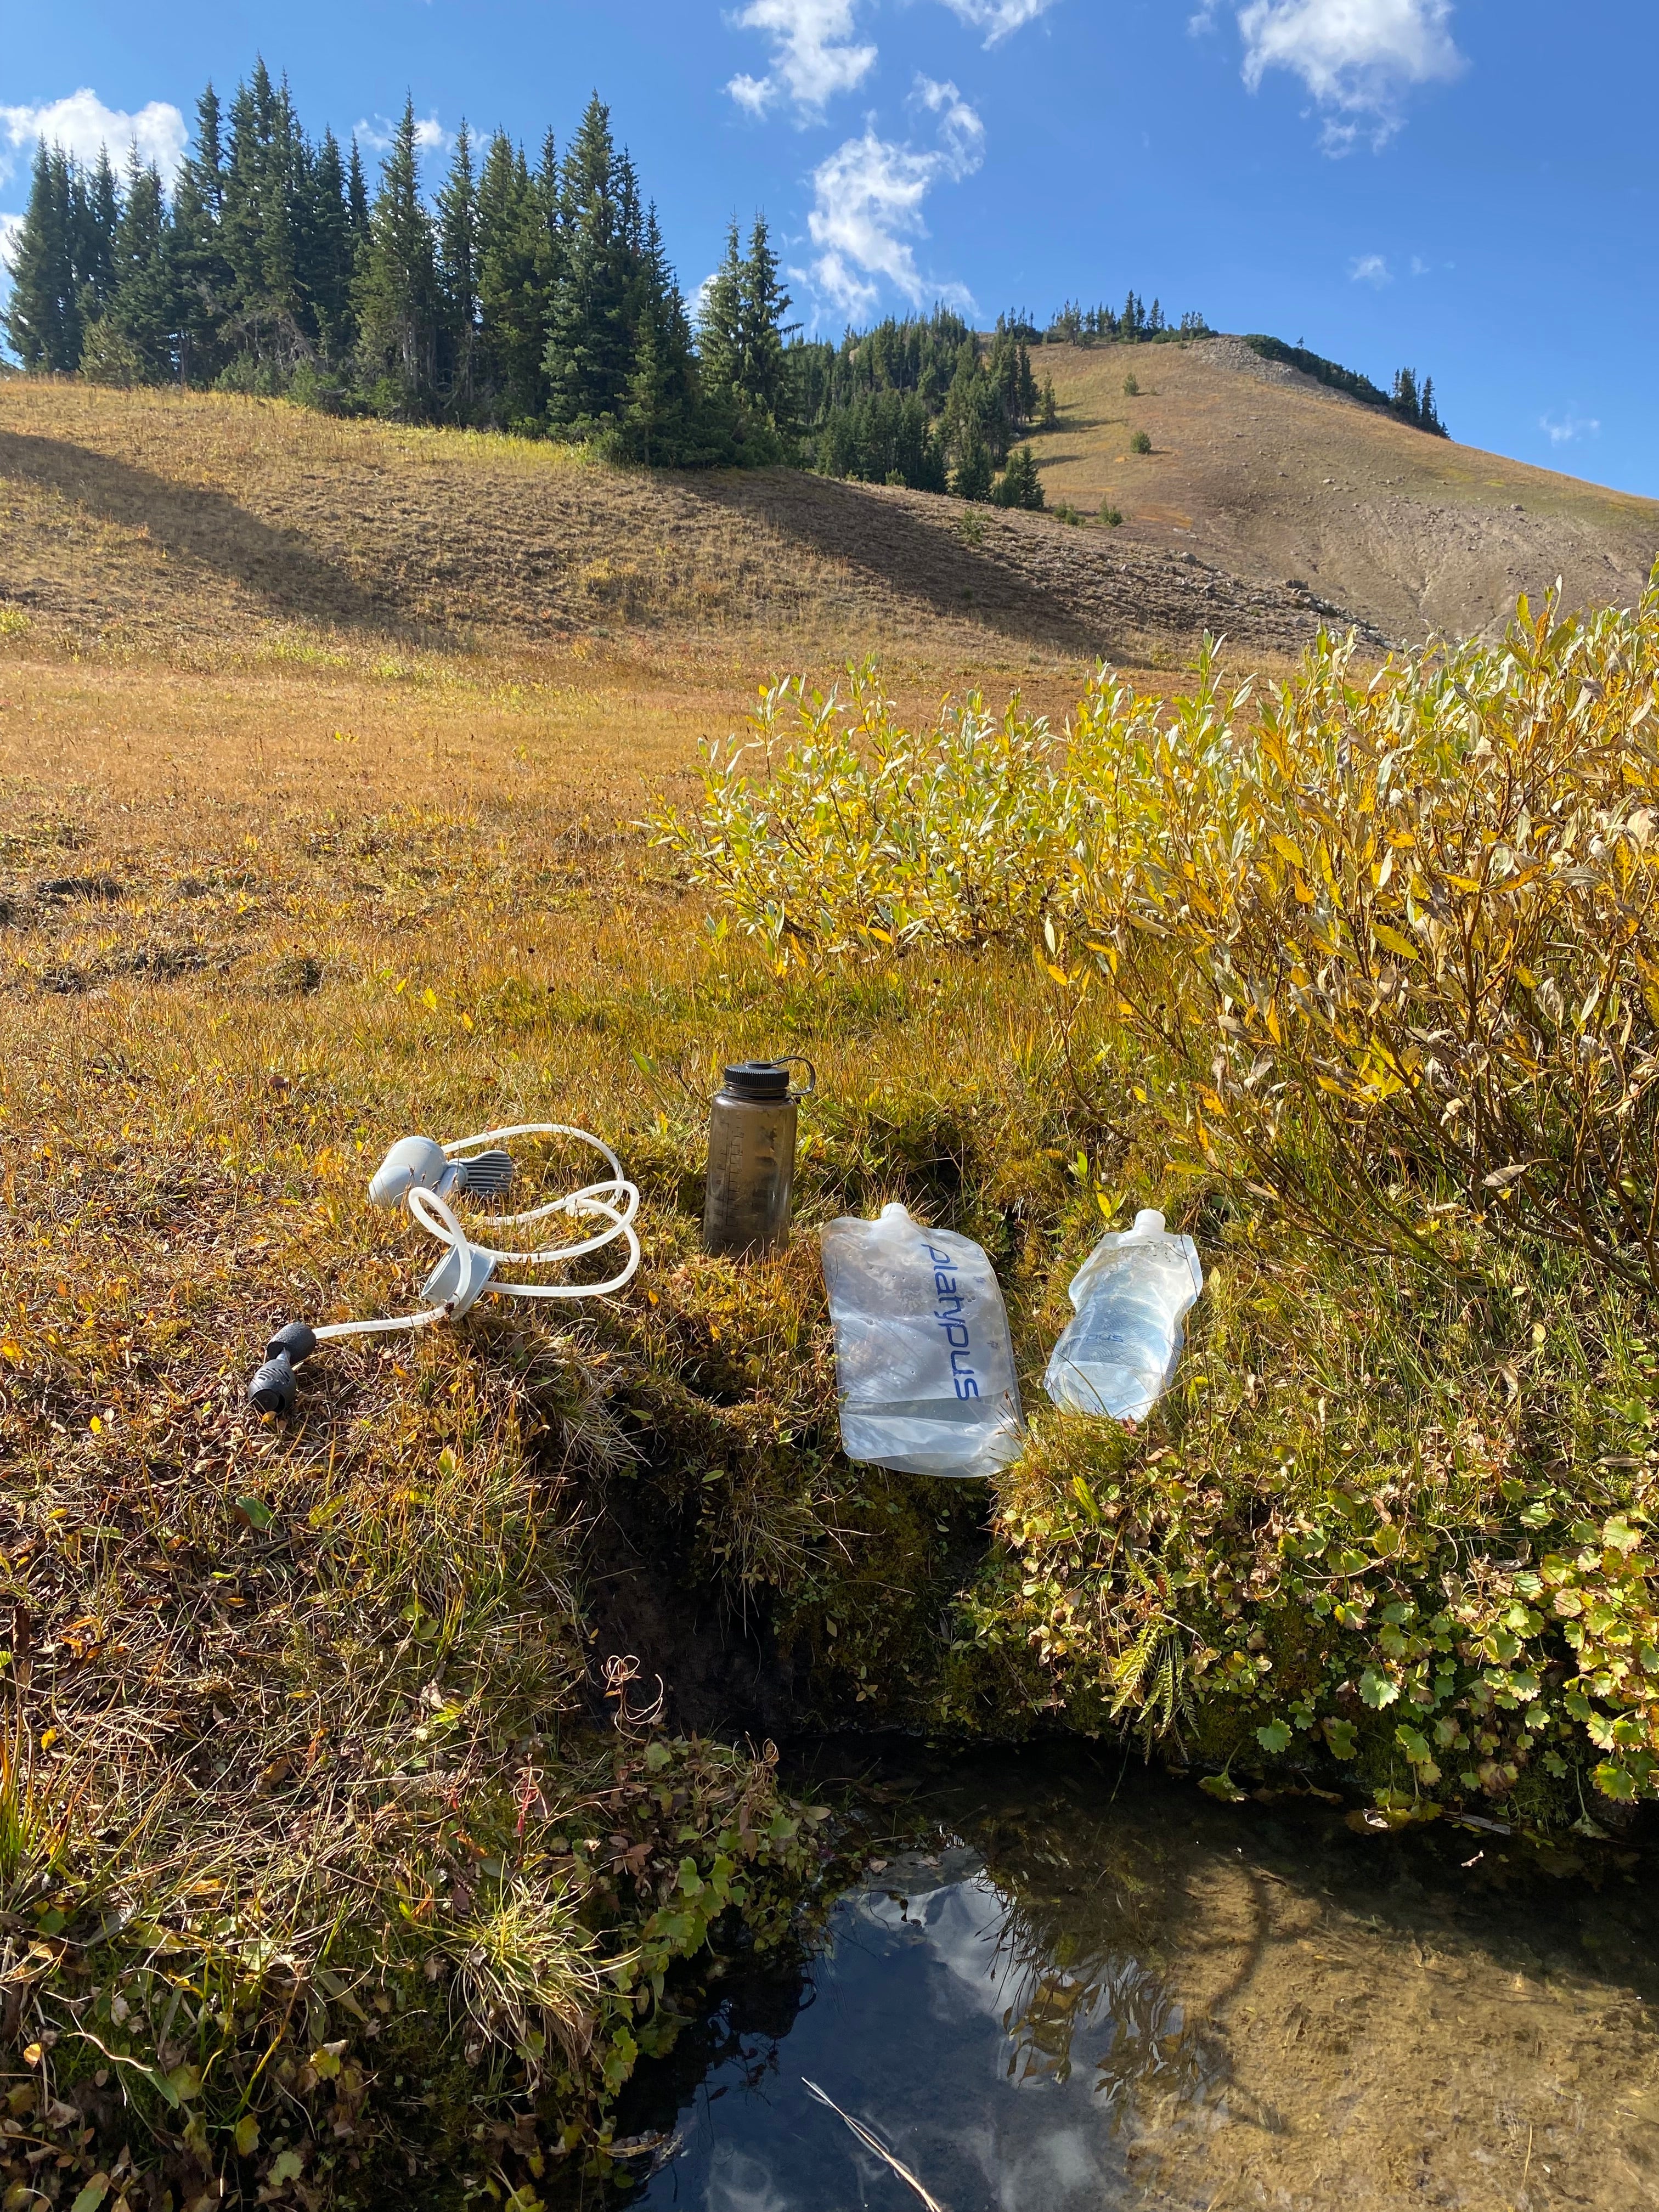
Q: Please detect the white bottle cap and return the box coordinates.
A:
[1132,1209,1166,1235]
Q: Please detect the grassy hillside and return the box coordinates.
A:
[0,379,1346,672]
[1035,335,1659,641]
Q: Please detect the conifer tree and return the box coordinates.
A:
[172,84,232,382]
[544,95,637,435]
[619,203,697,463]
[697,216,795,456]
[220,62,309,376]
[3,143,81,371]
[354,98,441,413]
[305,129,357,369]
[78,148,121,325]
[437,121,480,413]
[991,442,1043,509]
[737,216,795,437]
[696,220,743,397]
[1017,342,1037,421]
[97,150,176,382]
[347,139,370,237]
[476,133,548,426]
[952,426,994,502]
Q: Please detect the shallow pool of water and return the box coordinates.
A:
[611,1748,1659,2210]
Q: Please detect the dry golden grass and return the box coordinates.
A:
[0,377,1340,671]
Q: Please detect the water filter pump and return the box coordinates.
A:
[247,1121,641,1417]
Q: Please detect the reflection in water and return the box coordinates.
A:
[613,1750,1659,2211]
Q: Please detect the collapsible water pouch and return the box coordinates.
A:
[1043,1208,1203,1423]
[820,1203,1024,1479]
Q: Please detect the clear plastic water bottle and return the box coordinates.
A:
[820,1203,1024,1478]
[1043,1209,1204,1422]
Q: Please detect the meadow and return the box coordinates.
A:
[2,444,1657,2207]
[0,607,1109,2208]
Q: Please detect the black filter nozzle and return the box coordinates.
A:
[249,1352,296,1418]
[265,1322,318,1365]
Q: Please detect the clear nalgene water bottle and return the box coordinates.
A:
[820,1204,1024,1478]
[1043,1209,1204,1422]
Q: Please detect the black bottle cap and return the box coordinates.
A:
[721,1061,791,1101]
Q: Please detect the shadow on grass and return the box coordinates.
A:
[681,467,1111,656]
[0,427,403,636]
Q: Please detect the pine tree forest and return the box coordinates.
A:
[0,60,1240,494]
[3,72,782,470]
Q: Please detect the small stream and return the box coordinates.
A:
[608,1746,1659,2211]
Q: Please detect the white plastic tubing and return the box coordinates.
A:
[312,1123,641,1345]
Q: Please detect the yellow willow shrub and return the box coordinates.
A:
[654,586,1659,1285]
[648,665,1088,966]
[1069,590,1659,1286]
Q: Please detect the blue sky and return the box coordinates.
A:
[4,3,1655,498]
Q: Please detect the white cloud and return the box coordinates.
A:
[725,0,877,119]
[727,73,775,115]
[354,112,453,160]
[914,72,988,174]
[1350,251,1391,285]
[0,88,188,184]
[939,0,1060,44]
[1540,408,1600,446]
[1237,0,1464,149]
[804,76,984,315]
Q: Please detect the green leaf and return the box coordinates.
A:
[1358,1668,1400,1709]
[1324,1718,1359,1759]
[267,2149,304,2186]
[1198,1773,1248,1802]
[234,1494,273,1532]
[234,2113,260,2157]
[1255,1720,1292,1755]
[70,2180,110,2212]
[1393,1725,1437,1780]
[166,2063,202,2103]
[1593,1761,1638,1802]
